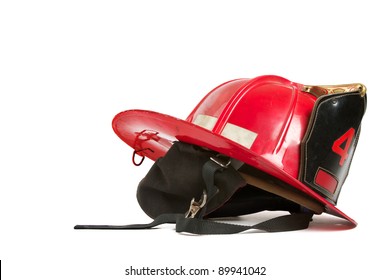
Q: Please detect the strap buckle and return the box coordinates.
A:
[185,191,207,218]
[210,155,231,168]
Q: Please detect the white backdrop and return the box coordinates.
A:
[1,1,387,279]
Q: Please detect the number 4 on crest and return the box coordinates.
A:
[332,128,356,166]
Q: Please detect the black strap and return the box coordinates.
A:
[74,212,312,233]
[176,212,313,234]
[74,213,181,230]
[197,158,224,217]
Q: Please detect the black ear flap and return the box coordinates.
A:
[137,141,248,219]
[300,92,367,204]
[137,142,212,219]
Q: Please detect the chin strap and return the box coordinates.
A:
[75,212,312,234]
[176,212,313,234]
[74,157,313,234]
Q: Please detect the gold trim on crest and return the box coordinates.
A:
[302,83,366,98]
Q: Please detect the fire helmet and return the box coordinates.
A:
[76,75,367,233]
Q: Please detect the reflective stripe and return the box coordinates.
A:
[193,114,257,149]
[221,123,257,149]
[193,114,218,130]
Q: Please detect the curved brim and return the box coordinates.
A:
[112,109,356,226]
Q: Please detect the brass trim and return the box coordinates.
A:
[302,83,366,98]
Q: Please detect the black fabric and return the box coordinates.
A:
[136,143,211,218]
[208,186,301,218]
[136,142,247,218]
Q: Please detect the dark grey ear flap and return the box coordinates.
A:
[137,142,212,218]
[300,92,367,204]
[137,142,248,219]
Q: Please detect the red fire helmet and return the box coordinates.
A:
[112,75,367,225]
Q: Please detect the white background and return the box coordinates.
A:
[0,0,388,279]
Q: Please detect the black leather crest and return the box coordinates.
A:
[300,92,367,204]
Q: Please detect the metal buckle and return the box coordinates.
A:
[210,155,231,168]
[185,191,207,218]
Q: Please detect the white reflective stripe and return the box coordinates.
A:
[193,114,218,130]
[193,114,257,149]
[221,123,257,149]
